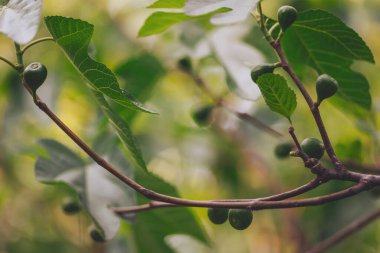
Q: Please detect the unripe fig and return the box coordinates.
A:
[228,209,253,230]
[62,197,81,215]
[278,6,298,31]
[316,74,339,104]
[23,62,47,93]
[192,105,214,127]
[301,138,324,160]
[207,208,229,225]
[251,64,276,82]
[178,56,192,73]
[275,142,294,159]
[89,226,105,243]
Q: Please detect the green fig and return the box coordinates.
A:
[23,62,48,93]
[275,142,294,159]
[178,56,192,73]
[301,138,325,160]
[316,74,339,104]
[62,197,81,215]
[228,209,253,230]
[278,6,298,31]
[251,64,276,82]
[89,226,106,243]
[192,105,214,127]
[208,208,229,225]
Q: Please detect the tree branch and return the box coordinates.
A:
[271,41,342,169]
[307,209,380,253]
[259,177,327,201]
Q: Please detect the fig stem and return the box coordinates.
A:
[0,56,18,71]
[271,41,342,169]
[21,37,55,56]
[14,43,24,71]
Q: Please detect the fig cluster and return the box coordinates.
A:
[207,208,253,230]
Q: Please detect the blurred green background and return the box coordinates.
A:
[0,0,380,252]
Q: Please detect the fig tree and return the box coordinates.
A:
[207,208,229,225]
[228,209,253,230]
[316,74,339,104]
[278,6,298,31]
[23,62,47,93]
[301,138,324,159]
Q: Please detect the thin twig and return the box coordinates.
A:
[21,37,55,55]
[307,209,380,253]
[0,56,18,70]
[271,42,342,169]
[289,126,308,162]
[112,182,370,214]
[259,177,327,201]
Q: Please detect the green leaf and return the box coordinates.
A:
[115,53,166,102]
[138,8,230,37]
[139,12,192,37]
[133,170,209,253]
[35,139,136,240]
[148,0,186,8]
[256,74,297,121]
[44,16,154,114]
[281,9,375,111]
[92,90,147,171]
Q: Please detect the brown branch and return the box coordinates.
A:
[112,181,370,215]
[251,182,370,210]
[307,209,380,253]
[259,177,327,201]
[113,201,176,214]
[14,42,380,214]
[289,126,308,162]
[20,86,380,210]
[271,41,342,169]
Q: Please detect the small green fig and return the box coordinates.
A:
[301,138,325,160]
[275,142,294,159]
[207,208,229,225]
[228,209,253,230]
[316,74,339,104]
[23,62,47,93]
[178,56,192,73]
[192,105,214,127]
[251,64,276,82]
[89,226,106,243]
[278,6,298,31]
[62,197,81,215]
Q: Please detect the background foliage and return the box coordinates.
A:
[0,0,380,252]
